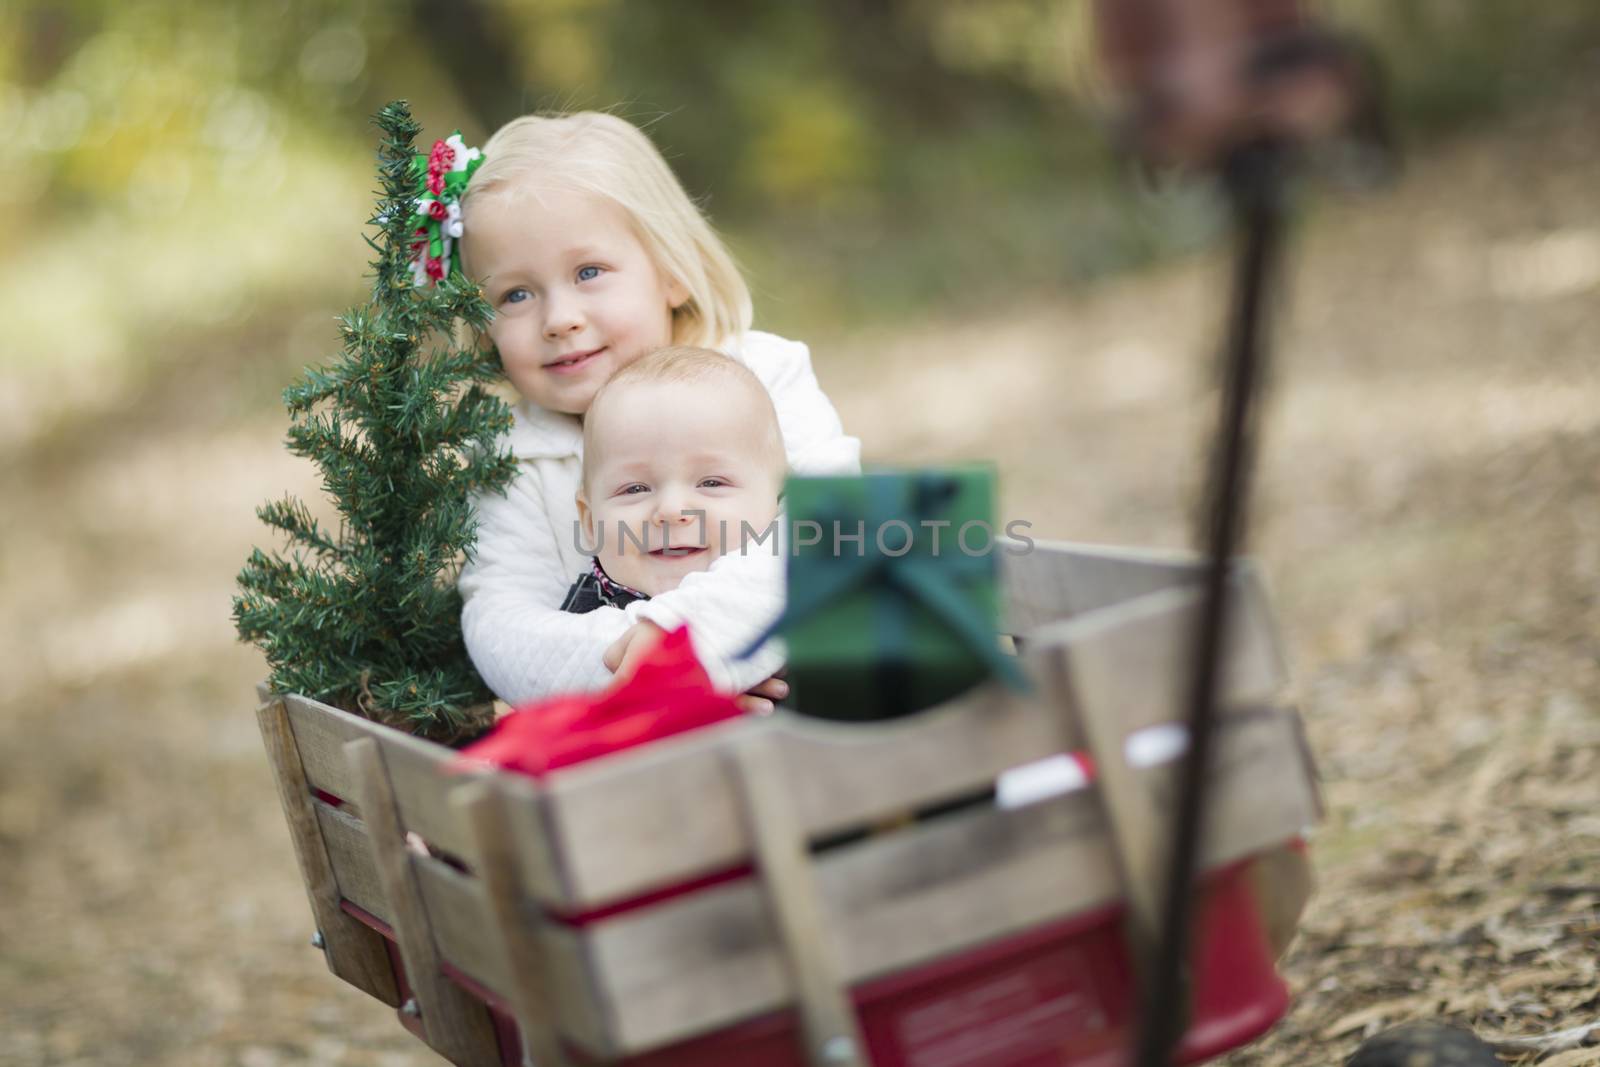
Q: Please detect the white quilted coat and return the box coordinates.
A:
[459,330,862,705]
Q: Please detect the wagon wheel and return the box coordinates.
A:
[1347,1021,1503,1067]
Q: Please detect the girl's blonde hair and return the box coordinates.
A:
[462,112,752,349]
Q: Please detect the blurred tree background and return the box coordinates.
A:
[5,0,1600,456]
[6,6,1600,1064]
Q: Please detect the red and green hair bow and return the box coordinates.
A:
[407,132,485,286]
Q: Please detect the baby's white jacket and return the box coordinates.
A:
[459,330,862,706]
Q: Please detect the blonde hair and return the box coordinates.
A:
[582,346,786,487]
[462,112,752,349]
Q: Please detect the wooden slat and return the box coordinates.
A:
[1071,663,1170,958]
[1248,842,1314,960]
[726,733,867,1067]
[283,693,391,800]
[285,693,482,854]
[413,853,511,994]
[254,697,399,1005]
[372,731,477,858]
[455,780,571,1067]
[999,538,1206,633]
[765,677,1069,848]
[538,717,759,905]
[295,705,544,881]
[315,800,389,921]
[329,725,562,902]
[540,925,615,1056]
[347,737,502,1067]
[581,878,781,1047]
[536,684,1075,907]
[538,572,1285,909]
[1202,715,1317,840]
[492,772,564,903]
[415,856,614,1057]
[579,709,1316,1053]
[1030,565,1286,727]
[825,786,1118,980]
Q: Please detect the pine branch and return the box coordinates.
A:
[235,101,514,743]
[255,498,339,557]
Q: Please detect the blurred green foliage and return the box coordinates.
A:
[4,0,1598,440]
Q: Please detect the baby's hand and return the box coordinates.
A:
[738,668,789,716]
[604,623,789,714]
[603,620,668,677]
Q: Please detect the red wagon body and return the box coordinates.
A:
[352,856,1289,1067]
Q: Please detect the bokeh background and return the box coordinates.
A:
[3,3,1599,1065]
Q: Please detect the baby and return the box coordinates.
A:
[563,346,787,630]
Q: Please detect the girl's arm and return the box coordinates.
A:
[460,467,633,705]
[742,331,863,476]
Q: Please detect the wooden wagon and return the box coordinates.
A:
[256,539,1318,1067]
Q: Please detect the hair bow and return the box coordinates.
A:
[407,132,484,286]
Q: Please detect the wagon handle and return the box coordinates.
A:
[1135,140,1289,1067]
[1087,4,1393,1062]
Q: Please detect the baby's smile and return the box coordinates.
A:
[648,544,708,558]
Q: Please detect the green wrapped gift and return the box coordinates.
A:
[751,467,1026,722]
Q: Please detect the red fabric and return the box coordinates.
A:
[455,626,744,777]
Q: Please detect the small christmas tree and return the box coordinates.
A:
[234,101,516,743]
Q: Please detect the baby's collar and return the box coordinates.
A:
[589,557,650,604]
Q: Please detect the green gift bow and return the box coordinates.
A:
[740,473,1029,698]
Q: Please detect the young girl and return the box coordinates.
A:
[456,111,860,709]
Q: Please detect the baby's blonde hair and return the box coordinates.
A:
[462,112,752,349]
[582,346,786,488]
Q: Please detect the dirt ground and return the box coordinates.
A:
[3,81,1598,1067]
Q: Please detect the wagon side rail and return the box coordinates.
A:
[525,558,1290,912]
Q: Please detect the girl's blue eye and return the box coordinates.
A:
[699,478,728,489]
[504,288,530,305]
[619,483,650,495]
[577,265,602,282]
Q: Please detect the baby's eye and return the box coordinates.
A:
[502,287,531,305]
[618,483,650,495]
[699,477,729,489]
[576,265,603,282]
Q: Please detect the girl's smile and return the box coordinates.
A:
[544,346,607,373]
